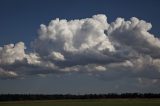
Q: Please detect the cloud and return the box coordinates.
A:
[0,68,18,79]
[49,51,65,61]
[95,66,106,71]
[32,14,114,54]
[0,42,26,64]
[107,17,160,58]
[0,14,160,82]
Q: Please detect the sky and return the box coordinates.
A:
[0,0,160,94]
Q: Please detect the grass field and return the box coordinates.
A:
[0,99,160,106]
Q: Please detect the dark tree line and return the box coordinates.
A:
[0,93,160,101]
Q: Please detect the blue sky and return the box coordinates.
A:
[0,0,160,47]
[0,0,160,94]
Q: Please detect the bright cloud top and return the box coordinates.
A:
[0,14,160,82]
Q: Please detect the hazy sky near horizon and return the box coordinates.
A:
[0,0,160,94]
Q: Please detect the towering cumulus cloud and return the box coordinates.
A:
[0,14,160,82]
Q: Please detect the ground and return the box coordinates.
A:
[0,99,160,106]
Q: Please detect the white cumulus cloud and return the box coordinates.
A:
[0,14,160,82]
[0,42,26,64]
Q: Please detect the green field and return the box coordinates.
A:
[0,99,160,106]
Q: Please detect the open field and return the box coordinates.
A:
[0,99,160,106]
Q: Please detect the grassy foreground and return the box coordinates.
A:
[0,99,160,106]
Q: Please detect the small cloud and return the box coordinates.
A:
[95,66,106,71]
[49,51,65,61]
[0,68,18,79]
